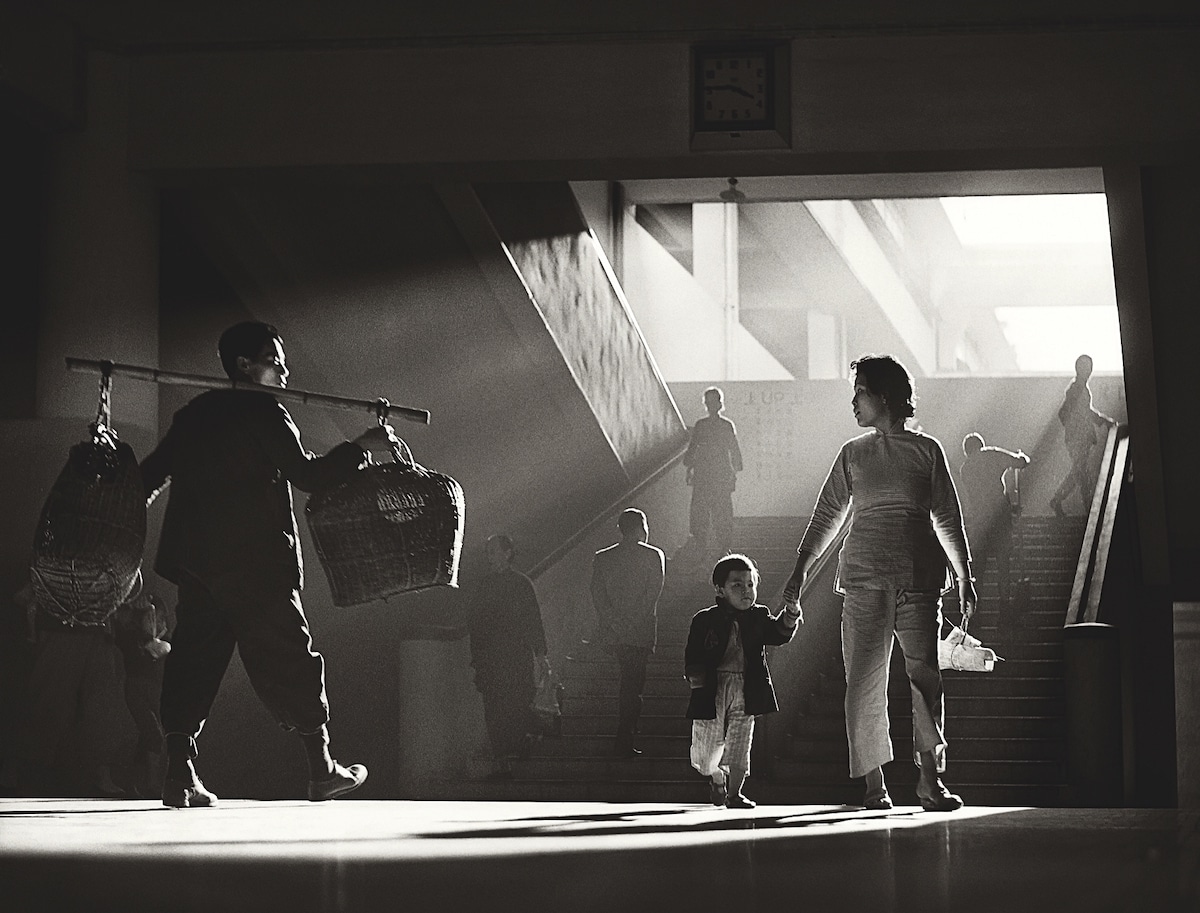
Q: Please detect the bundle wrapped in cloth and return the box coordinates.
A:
[938,623,1003,673]
[306,438,465,606]
[31,421,147,627]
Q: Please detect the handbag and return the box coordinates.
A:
[531,669,564,737]
[938,621,1003,673]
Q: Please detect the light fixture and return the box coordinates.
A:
[718,177,747,204]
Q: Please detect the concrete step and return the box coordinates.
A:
[562,714,690,737]
[785,735,1066,762]
[534,734,692,758]
[811,671,1065,699]
[772,757,1066,784]
[790,713,1066,739]
[801,693,1066,717]
[564,694,689,717]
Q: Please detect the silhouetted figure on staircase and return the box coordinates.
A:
[590,509,664,758]
[468,534,550,778]
[1050,354,1116,517]
[682,387,743,558]
[960,433,1030,630]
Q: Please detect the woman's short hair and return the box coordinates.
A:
[712,553,760,587]
[851,354,916,420]
[218,321,282,379]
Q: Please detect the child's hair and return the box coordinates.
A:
[712,553,760,587]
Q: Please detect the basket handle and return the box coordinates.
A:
[373,398,418,467]
[388,438,415,466]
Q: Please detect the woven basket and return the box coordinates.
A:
[305,440,465,607]
[31,427,147,627]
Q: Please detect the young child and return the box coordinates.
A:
[685,553,801,808]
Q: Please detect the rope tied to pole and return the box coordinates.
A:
[94,360,114,437]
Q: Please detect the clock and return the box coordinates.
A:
[690,43,790,150]
[694,47,773,132]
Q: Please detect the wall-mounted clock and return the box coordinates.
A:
[691,43,790,151]
[695,48,773,131]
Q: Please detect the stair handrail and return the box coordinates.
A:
[1064,422,1131,627]
[528,440,690,580]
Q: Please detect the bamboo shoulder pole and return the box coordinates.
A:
[66,358,431,425]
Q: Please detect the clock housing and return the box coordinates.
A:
[690,42,791,151]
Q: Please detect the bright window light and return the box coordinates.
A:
[942,194,1111,246]
[994,305,1123,372]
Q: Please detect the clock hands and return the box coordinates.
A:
[705,84,755,99]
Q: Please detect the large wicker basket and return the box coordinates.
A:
[305,440,465,606]
[31,425,147,627]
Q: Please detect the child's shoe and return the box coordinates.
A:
[709,777,727,806]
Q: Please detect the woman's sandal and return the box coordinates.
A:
[917,779,964,812]
[863,787,893,810]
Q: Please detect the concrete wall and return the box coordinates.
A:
[123,32,1200,174]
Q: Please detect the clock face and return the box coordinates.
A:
[695,50,772,131]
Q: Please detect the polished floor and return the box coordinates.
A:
[1,797,1197,913]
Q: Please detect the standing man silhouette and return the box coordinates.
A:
[590,508,665,757]
[1050,354,1115,517]
[683,387,743,556]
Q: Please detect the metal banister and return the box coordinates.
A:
[528,440,689,580]
[1064,422,1130,627]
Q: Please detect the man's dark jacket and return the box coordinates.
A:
[684,600,798,719]
[141,390,367,591]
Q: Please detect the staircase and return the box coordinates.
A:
[439,514,1085,806]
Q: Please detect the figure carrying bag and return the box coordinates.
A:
[306,436,465,606]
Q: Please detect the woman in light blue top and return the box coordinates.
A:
[783,355,977,812]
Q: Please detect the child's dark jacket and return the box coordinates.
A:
[684,599,797,719]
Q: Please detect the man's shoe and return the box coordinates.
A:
[307,762,368,802]
[162,777,219,808]
[725,793,756,809]
[614,744,643,758]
